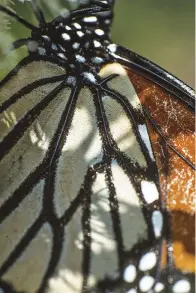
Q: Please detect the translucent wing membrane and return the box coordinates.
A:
[0,55,163,293]
[0,1,195,293]
[112,47,195,292]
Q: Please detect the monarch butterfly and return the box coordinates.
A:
[0,0,195,293]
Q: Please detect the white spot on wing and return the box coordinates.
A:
[123,264,136,283]
[172,279,191,293]
[42,35,50,41]
[93,40,101,48]
[67,76,76,86]
[107,43,117,53]
[83,16,97,23]
[65,25,71,30]
[58,53,66,60]
[76,54,85,63]
[62,33,70,41]
[138,124,154,160]
[139,275,154,292]
[51,43,57,51]
[77,31,84,37]
[139,251,157,271]
[72,42,80,49]
[141,180,159,203]
[91,57,104,64]
[155,282,165,292]
[152,210,163,238]
[83,72,96,84]
[73,22,81,29]
[95,29,104,36]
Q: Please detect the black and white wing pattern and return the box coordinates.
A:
[0,1,194,293]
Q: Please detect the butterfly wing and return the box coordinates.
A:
[0,53,164,293]
[0,1,195,293]
[110,45,195,291]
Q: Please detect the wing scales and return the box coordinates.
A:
[89,171,118,285]
[0,180,44,268]
[0,61,165,293]
[0,59,65,104]
[111,162,148,251]
[125,66,195,281]
[2,223,53,293]
[103,95,146,166]
[0,82,62,141]
[0,85,71,206]
[54,87,103,218]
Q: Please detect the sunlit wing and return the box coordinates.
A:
[0,54,166,293]
[0,1,195,293]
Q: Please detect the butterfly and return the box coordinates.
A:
[0,1,195,293]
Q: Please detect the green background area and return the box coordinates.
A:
[0,0,195,87]
[112,0,195,88]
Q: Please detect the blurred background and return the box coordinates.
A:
[0,0,195,87]
[112,0,195,88]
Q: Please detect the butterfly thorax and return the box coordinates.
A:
[29,6,115,77]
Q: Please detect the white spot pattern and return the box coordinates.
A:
[123,264,136,283]
[107,43,117,53]
[141,180,159,203]
[57,53,66,60]
[91,57,104,64]
[67,76,76,86]
[83,16,97,23]
[65,25,71,30]
[73,22,81,29]
[93,40,101,48]
[62,33,71,41]
[76,55,86,63]
[83,72,97,84]
[51,43,57,51]
[95,28,104,36]
[72,42,80,49]
[42,35,50,41]
[155,282,165,292]
[138,124,154,160]
[152,210,163,238]
[139,251,157,271]
[139,276,154,292]
[77,31,84,37]
[172,280,191,293]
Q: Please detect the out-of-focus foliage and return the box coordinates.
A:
[0,0,195,87]
[112,0,195,88]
